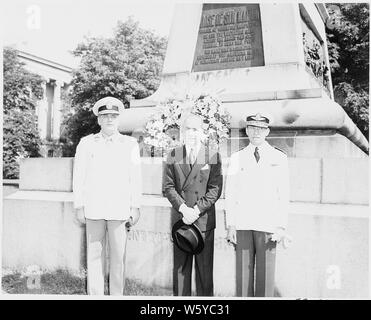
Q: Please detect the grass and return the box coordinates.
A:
[2,268,172,296]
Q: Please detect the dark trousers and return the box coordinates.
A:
[236,230,277,297]
[173,229,214,296]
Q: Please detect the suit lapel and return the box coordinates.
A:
[177,145,191,180]
[182,146,207,191]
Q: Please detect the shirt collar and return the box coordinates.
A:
[246,141,269,152]
[95,131,121,142]
[185,143,201,156]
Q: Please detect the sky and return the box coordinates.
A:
[2,0,176,67]
[1,0,354,68]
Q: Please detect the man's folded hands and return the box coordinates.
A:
[179,204,200,225]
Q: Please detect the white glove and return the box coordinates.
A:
[270,227,285,242]
[226,226,237,246]
[271,227,293,249]
[281,234,293,249]
[126,207,141,231]
[179,204,199,225]
[75,207,86,225]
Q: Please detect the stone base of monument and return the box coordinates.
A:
[217,130,368,159]
[266,131,367,159]
[2,156,368,297]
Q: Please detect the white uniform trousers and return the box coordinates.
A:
[86,219,128,295]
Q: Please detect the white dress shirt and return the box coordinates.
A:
[185,144,201,165]
[73,132,142,220]
[225,141,290,233]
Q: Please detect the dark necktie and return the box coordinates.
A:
[254,147,260,163]
[189,148,195,168]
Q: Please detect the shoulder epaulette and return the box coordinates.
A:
[231,146,248,155]
[81,133,94,141]
[118,134,128,143]
[274,146,287,155]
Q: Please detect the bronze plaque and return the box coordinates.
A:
[192,3,265,72]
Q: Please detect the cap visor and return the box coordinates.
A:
[98,110,120,115]
[246,122,269,128]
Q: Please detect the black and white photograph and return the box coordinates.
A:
[1,0,369,303]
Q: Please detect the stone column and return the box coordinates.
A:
[51,80,63,140]
[36,80,48,140]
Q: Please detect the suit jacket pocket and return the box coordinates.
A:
[270,163,279,167]
[199,168,210,182]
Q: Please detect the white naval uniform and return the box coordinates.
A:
[73,132,142,295]
[73,132,142,219]
[225,141,289,233]
[225,141,290,297]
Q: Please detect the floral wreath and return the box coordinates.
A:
[144,95,231,151]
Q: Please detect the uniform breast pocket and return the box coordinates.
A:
[89,150,105,171]
[268,163,281,179]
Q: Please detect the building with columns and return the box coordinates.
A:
[17,50,73,157]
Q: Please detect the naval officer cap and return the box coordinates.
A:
[92,97,124,116]
[245,112,274,128]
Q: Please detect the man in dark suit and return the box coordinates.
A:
[163,113,223,296]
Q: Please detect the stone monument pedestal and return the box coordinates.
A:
[3,156,369,297]
[120,2,367,156]
[2,2,369,298]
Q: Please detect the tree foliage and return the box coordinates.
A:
[326,3,369,139]
[62,18,167,155]
[3,47,43,179]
